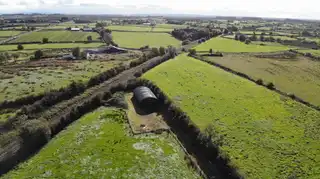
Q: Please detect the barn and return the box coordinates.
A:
[133,86,158,111]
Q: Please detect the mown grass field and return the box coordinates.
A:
[204,54,320,107]
[108,25,173,32]
[0,43,104,51]
[0,60,123,102]
[143,54,320,179]
[11,31,100,43]
[0,31,24,37]
[195,37,291,52]
[112,31,181,48]
[3,107,199,178]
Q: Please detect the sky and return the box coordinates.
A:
[0,0,319,20]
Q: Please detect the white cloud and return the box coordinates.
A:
[0,0,319,19]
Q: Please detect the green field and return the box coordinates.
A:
[11,31,100,43]
[0,60,123,102]
[0,43,104,51]
[143,54,320,179]
[108,25,172,32]
[50,23,96,29]
[0,31,24,37]
[204,54,320,107]
[195,37,291,52]
[298,49,320,57]
[112,31,181,48]
[4,107,199,178]
[155,24,187,29]
[273,35,297,40]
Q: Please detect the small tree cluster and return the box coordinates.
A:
[34,50,44,60]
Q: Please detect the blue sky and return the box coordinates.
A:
[0,0,319,19]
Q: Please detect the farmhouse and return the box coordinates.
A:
[70,28,80,31]
[133,86,158,111]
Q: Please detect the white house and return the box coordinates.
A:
[71,28,80,31]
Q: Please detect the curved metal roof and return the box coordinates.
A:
[133,86,157,103]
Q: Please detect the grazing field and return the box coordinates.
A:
[143,54,320,179]
[50,23,96,29]
[239,31,262,35]
[272,35,297,40]
[4,107,199,178]
[112,31,181,48]
[0,53,138,102]
[108,25,172,32]
[298,49,320,56]
[155,24,187,29]
[204,54,320,107]
[195,37,291,52]
[0,31,24,37]
[11,31,100,43]
[0,43,104,51]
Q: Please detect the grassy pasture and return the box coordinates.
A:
[0,59,127,102]
[298,49,320,57]
[50,23,96,29]
[112,31,181,48]
[155,24,187,29]
[11,31,100,43]
[143,54,320,179]
[272,35,297,40]
[0,31,24,37]
[0,43,104,51]
[4,107,199,178]
[195,37,291,52]
[205,54,320,107]
[108,25,172,32]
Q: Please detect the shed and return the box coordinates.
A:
[133,86,158,110]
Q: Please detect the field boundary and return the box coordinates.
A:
[191,54,320,111]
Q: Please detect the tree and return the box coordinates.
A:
[209,48,213,54]
[17,44,24,50]
[34,50,44,60]
[159,47,166,55]
[188,49,197,56]
[72,47,81,59]
[0,53,7,63]
[31,27,36,31]
[245,39,251,44]
[302,30,311,37]
[87,35,92,42]
[42,38,49,43]
[239,34,246,42]
[276,38,282,43]
[223,29,229,34]
[260,34,265,41]
[151,48,159,56]
[269,32,273,35]
[12,53,20,61]
[235,35,239,41]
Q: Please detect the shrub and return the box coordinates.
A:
[17,44,24,50]
[182,40,190,45]
[34,50,44,60]
[288,93,296,99]
[256,79,263,85]
[72,47,81,59]
[245,39,251,45]
[134,72,142,77]
[239,34,246,42]
[209,48,213,54]
[42,38,49,43]
[267,82,275,89]
[151,48,159,56]
[188,49,197,56]
[159,46,166,55]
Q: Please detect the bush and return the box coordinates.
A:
[17,44,24,50]
[209,48,213,54]
[134,72,142,77]
[182,40,190,45]
[256,79,263,85]
[239,34,246,42]
[188,49,197,56]
[267,82,275,89]
[34,50,44,60]
[245,39,251,45]
[151,47,160,56]
[72,47,81,59]
[159,47,166,55]
[42,38,49,43]
[288,93,296,99]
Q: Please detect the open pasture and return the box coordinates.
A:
[108,25,172,32]
[112,31,181,48]
[3,107,199,178]
[143,54,320,179]
[0,52,140,102]
[195,37,291,52]
[0,43,104,52]
[204,53,320,107]
[0,31,24,37]
[10,31,100,43]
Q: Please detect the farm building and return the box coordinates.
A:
[133,86,158,111]
[71,28,80,31]
[83,27,93,32]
